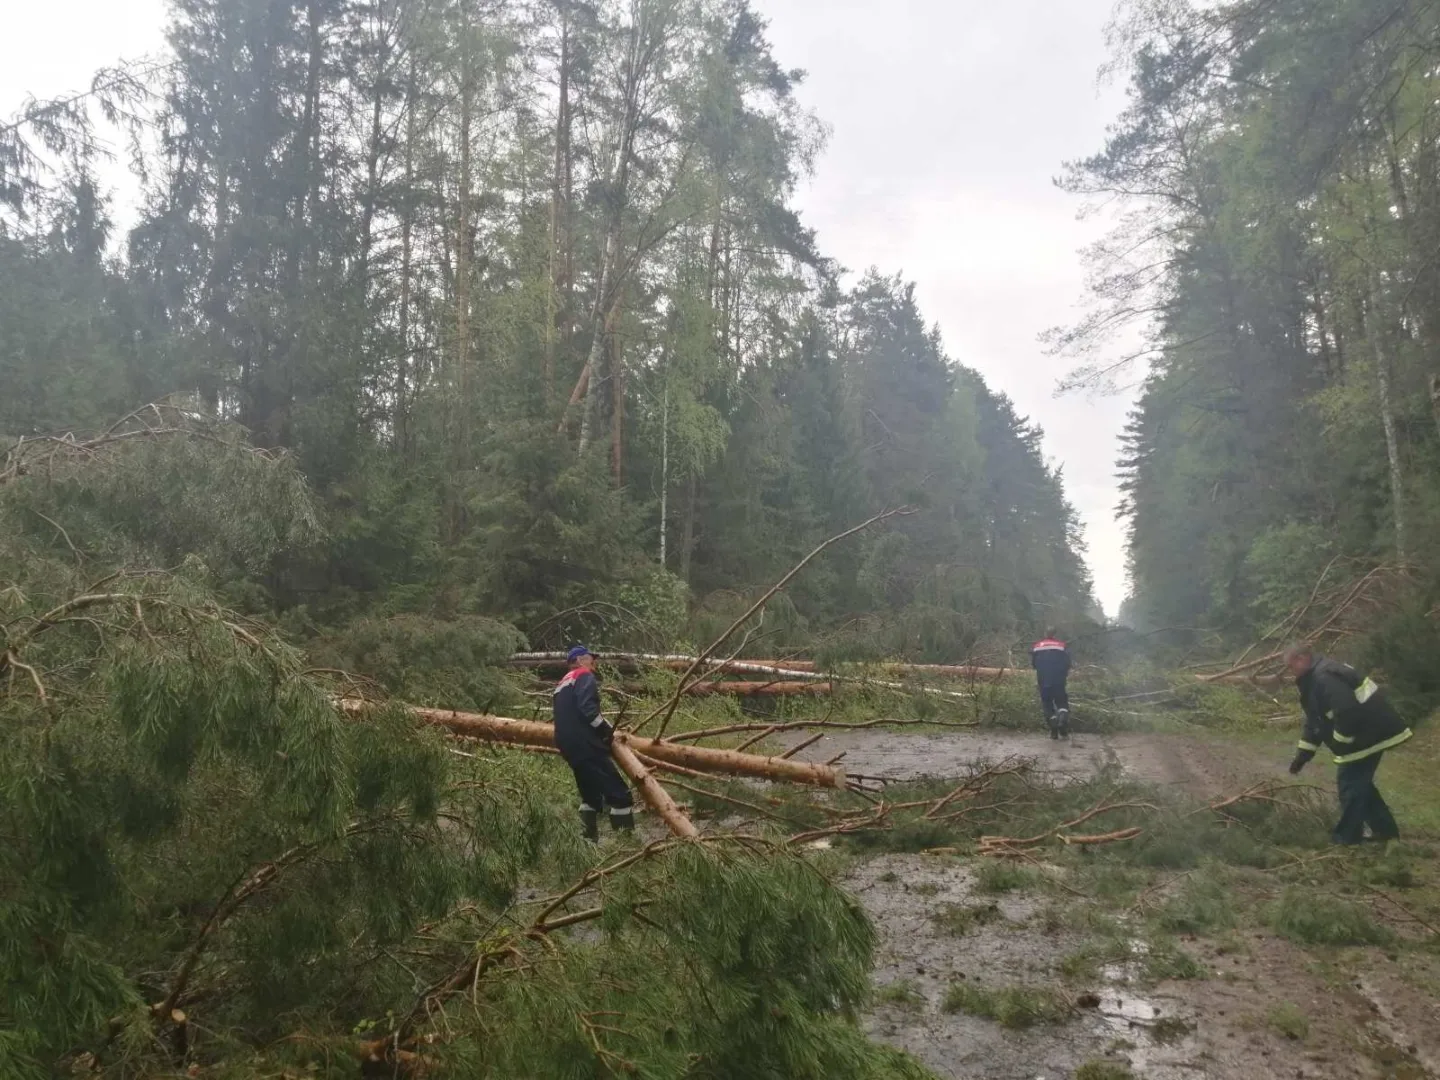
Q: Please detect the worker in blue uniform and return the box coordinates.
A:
[1030,629,1072,739]
[552,646,635,841]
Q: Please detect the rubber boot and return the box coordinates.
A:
[1047,713,1059,740]
[1056,708,1071,739]
[609,808,635,833]
[580,808,600,842]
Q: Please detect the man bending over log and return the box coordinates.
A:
[1284,643,1411,846]
[1031,628,1072,740]
[552,646,635,841]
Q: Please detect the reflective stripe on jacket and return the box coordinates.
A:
[1295,656,1411,764]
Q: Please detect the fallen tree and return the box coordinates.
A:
[337,699,846,790]
[510,651,1017,682]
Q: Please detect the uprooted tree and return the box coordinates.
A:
[0,407,932,1079]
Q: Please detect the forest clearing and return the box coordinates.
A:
[7,0,1440,1077]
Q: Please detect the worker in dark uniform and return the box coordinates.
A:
[1285,643,1412,846]
[552,646,634,841]
[1030,628,1072,739]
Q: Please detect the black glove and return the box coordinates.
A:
[598,721,615,745]
[1288,750,1314,776]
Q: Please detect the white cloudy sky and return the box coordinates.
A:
[2,0,1139,616]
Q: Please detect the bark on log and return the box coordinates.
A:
[338,700,845,788]
[609,737,699,838]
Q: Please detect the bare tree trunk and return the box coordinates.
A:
[579,4,646,454]
[659,382,669,566]
[1369,281,1407,559]
[610,328,624,485]
[544,5,572,405]
[357,0,393,286]
[448,42,476,543]
[395,53,417,456]
[679,471,697,583]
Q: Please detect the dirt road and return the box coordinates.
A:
[782,727,1440,1080]
[791,725,1294,802]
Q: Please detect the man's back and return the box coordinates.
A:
[1031,636,1070,684]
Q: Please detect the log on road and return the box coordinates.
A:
[508,651,1015,681]
[337,699,845,789]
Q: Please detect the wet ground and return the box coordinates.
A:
[851,850,1440,1080]
[779,726,1440,1080]
[788,725,1292,801]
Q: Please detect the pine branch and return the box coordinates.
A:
[636,506,916,739]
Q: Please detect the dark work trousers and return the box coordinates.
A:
[564,746,634,814]
[1038,680,1069,722]
[1333,753,1399,845]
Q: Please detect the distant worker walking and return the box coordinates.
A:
[1031,628,1072,740]
[1284,644,1411,846]
[552,646,635,841]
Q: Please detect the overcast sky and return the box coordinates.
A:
[2,0,1138,616]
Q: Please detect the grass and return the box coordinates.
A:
[973,860,1044,895]
[874,979,925,1009]
[1372,719,1440,836]
[1267,887,1395,947]
[932,901,1002,936]
[1150,1015,1195,1044]
[1060,935,1204,984]
[942,982,1072,1029]
[1075,1063,1135,1080]
[1266,1002,1310,1041]
[1154,871,1238,934]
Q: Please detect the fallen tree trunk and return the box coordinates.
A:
[338,700,845,789]
[512,651,1286,689]
[609,738,699,838]
[509,651,1015,681]
[621,679,833,697]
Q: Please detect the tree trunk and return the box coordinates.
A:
[579,7,645,454]
[1368,282,1407,559]
[679,471,697,583]
[610,329,624,485]
[544,5,572,405]
[659,382,669,565]
[609,738,699,838]
[338,700,845,788]
[395,52,417,456]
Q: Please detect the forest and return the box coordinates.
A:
[5,1,1440,1079]
[1059,0,1440,701]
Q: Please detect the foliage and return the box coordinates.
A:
[0,414,939,1079]
[1066,0,1440,699]
[2,0,1094,665]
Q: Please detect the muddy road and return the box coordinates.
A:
[790,725,1292,803]
[785,727,1440,1080]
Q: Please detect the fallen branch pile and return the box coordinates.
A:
[1199,559,1416,684]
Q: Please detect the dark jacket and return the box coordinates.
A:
[1031,638,1071,686]
[1294,655,1411,765]
[552,667,613,756]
